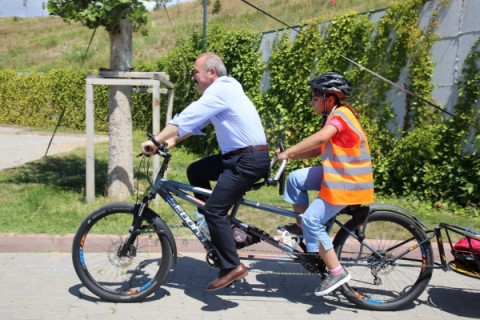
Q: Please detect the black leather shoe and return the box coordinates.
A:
[206,263,248,291]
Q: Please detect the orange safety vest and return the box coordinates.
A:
[319,106,374,205]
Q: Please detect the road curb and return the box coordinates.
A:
[0,233,206,253]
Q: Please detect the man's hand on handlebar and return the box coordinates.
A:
[140,133,169,156]
[141,140,158,156]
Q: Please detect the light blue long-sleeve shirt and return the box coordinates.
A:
[169,76,267,154]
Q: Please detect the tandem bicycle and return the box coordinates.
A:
[71,138,479,311]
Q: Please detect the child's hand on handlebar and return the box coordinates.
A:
[275,150,289,161]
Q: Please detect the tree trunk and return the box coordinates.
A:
[107,19,134,200]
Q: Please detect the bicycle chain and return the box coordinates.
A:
[235,246,325,276]
[172,225,327,276]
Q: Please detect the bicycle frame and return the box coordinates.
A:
[152,176,309,260]
[135,152,369,268]
[141,168,429,272]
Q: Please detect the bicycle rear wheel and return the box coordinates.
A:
[333,209,433,311]
[71,202,174,302]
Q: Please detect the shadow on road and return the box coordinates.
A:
[426,285,480,318]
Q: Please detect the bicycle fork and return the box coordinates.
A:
[116,202,150,258]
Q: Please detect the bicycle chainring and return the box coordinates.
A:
[300,255,327,274]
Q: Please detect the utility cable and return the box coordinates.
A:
[240,0,300,33]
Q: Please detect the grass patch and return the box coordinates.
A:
[0,0,392,71]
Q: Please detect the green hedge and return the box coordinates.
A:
[0,69,109,131]
[0,0,478,210]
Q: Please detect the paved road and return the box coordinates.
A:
[0,236,479,320]
[0,125,107,170]
[0,249,479,320]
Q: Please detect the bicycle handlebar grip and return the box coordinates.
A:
[278,139,285,152]
[144,145,154,153]
[277,138,286,195]
[267,139,287,188]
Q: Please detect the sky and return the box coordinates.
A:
[0,0,193,18]
[0,0,48,17]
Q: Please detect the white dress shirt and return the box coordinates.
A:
[169,76,267,154]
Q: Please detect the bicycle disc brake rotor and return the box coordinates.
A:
[108,240,136,268]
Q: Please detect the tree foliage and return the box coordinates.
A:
[47,0,150,35]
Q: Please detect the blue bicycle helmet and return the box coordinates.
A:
[308,72,352,100]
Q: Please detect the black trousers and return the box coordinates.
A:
[187,150,270,270]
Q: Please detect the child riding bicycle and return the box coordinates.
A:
[276,72,374,296]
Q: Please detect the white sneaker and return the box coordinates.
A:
[314,268,351,296]
[275,230,300,248]
[276,223,303,237]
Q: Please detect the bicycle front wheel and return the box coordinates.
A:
[72,202,174,302]
[333,209,434,311]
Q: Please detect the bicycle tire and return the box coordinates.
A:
[333,209,433,311]
[71,202,174,302]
